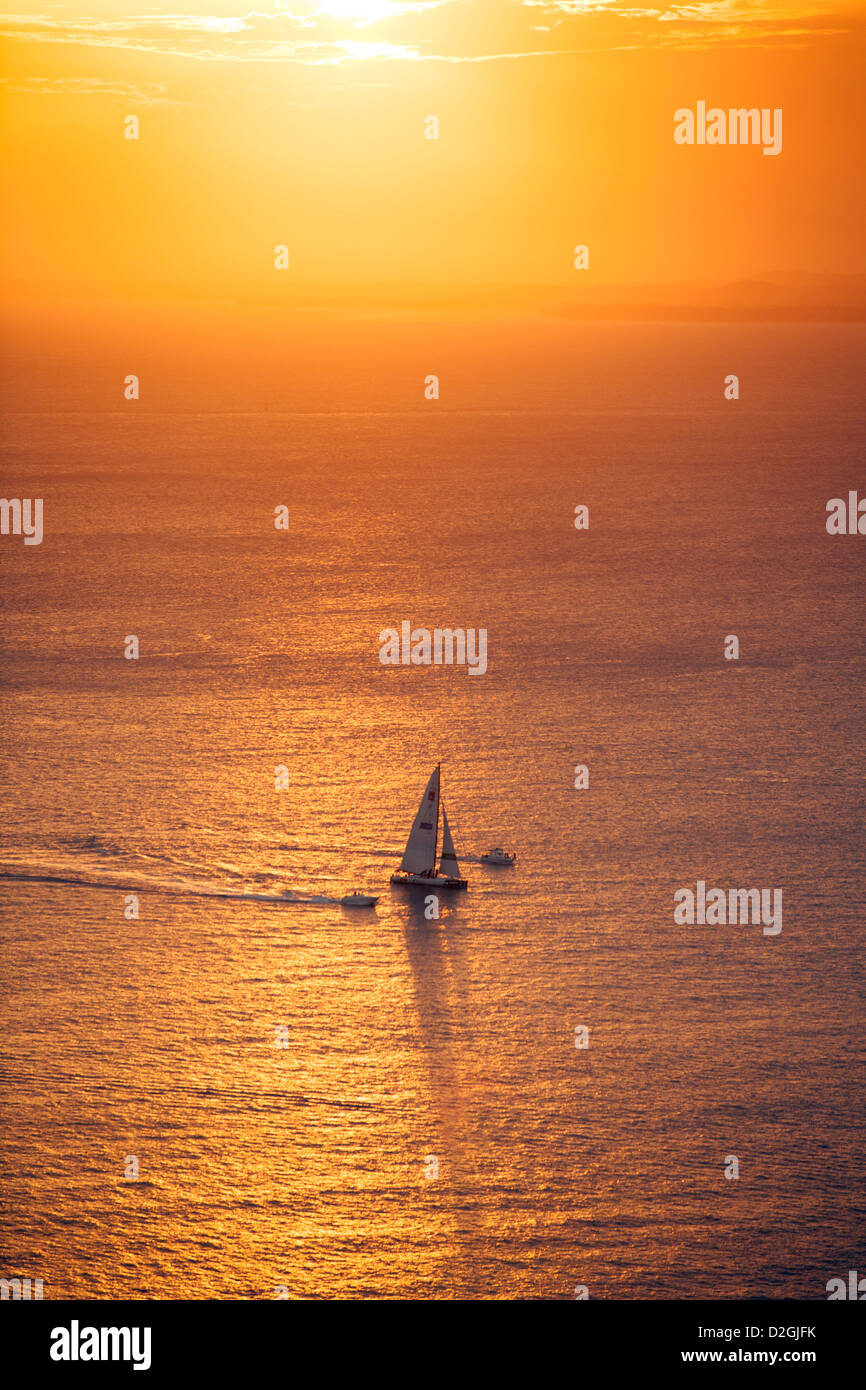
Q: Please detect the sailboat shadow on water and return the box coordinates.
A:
[398,890,499,1288]
[390,764,468,892]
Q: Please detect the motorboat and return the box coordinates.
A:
[481,847,516,866]
[340,890,379,907]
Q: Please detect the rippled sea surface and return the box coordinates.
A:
[1,321,864,1298]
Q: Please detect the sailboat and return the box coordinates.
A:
[390,764,468,890]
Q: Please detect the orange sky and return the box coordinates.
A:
[2,2,865,313]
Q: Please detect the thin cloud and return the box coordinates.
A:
[0,2,854,64]
[0,75,192,103]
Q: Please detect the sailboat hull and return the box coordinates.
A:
[390,872,467,891]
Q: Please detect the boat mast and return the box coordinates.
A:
[432,762,441,876]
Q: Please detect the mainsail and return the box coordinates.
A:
[438,805,462,880]
[397,765,440,874]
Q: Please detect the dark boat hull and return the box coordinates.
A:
[390,873,468,891]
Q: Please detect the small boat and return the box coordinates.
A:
[390,764,468,890]
[341,890,379,907]
[481,847,516,866]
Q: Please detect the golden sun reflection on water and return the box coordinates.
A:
[1,367,864,1297]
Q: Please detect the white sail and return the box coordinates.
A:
[397,766,440,874]
[438,804,461,879]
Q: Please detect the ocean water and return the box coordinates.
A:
[1,320,864,1299]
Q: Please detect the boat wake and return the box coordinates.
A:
[0,860,353,908]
